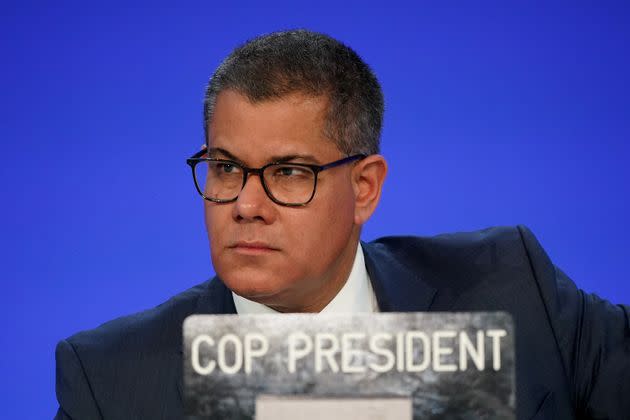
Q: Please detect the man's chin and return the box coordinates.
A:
[221,273,287,301]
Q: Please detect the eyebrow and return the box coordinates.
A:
[208,147,322,165]
[207,147,241,162]
[270,154,321,164]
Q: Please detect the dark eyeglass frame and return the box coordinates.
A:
[186,150,367,207]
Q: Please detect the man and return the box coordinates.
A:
[55,30,629,419]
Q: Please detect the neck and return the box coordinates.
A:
[268,236,361,313]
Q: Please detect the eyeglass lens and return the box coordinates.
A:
[194,161,316,205]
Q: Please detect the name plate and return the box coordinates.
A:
[183,312,515,419]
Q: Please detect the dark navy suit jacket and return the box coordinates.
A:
[55,226,630,419]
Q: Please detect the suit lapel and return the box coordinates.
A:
[362,241,437,312]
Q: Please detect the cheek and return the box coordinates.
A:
[204,202,228,244]
[291,188,356,259]
[323,181,356,227]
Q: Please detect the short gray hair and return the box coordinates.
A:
[203,29,384,155]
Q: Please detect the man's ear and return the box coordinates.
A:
[352,155,388,225]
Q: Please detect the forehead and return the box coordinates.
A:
[208,90,340,163]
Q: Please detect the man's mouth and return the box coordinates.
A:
[229,241,280,255]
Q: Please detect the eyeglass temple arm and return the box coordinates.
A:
[319,154,367,170]
[188,148,208,160]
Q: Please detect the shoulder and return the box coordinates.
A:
[60,279,217,356]
[365,225,544,287]
[369,224,534,255]
[55,280,228,418]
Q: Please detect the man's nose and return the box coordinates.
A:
[232,173,276,223]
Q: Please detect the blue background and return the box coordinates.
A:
[2,1,629,418]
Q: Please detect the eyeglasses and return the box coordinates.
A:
[186,150,366,206]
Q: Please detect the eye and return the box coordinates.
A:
[275,166,309,177]
[216,162,239,173]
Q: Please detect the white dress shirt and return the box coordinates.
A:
[232,243,379,314]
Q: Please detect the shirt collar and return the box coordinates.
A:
[232,242,378,314]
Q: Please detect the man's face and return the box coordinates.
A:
[205,90,361,312]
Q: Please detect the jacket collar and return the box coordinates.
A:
[361,240,437,312]
[194,277,237,315]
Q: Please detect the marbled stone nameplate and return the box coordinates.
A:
[183,312,515,419]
